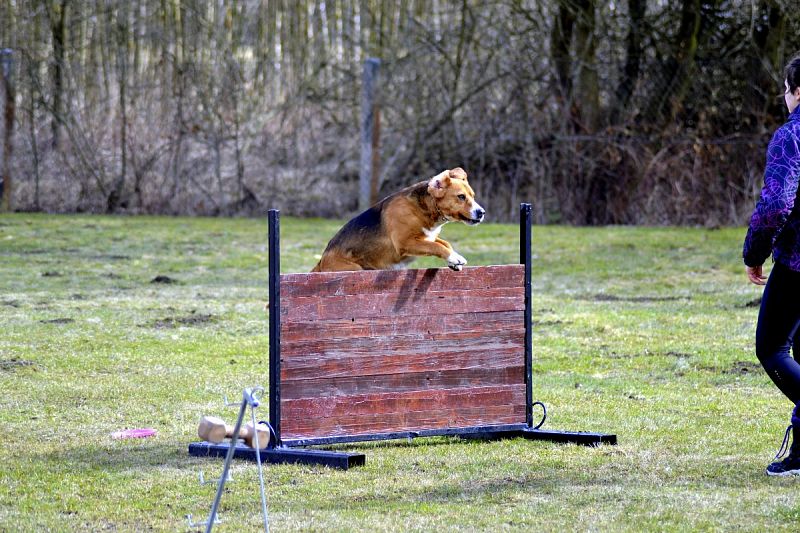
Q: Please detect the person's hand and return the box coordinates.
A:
[746,265,767,286]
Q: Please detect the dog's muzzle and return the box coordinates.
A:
[467,207,485,225]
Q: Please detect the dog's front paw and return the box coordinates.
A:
[447,252,467,271]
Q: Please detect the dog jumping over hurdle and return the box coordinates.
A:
[312,168,485,272]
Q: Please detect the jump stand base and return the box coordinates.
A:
[189,426,616,470]
[459,427,617,446]
[188,441,366,470]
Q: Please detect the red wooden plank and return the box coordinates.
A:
[280,265,524,298]
[281,405,527,439]
[281,311,523,343]
[280,328,524,360]
[280,366,526,400]
[281,287,524,322]
[281,385,524,417]
[280,384,527,439]
[281,345,524,381]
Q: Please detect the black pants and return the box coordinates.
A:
[756,262,800,428]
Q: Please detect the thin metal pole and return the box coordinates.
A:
[205,397,249,533]
[268,210,281,445]
[245,388,269,533]
[520,203,533,427]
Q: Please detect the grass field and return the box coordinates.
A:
[1,213,798,532]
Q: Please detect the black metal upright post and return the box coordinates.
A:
[268,209,281,446]
[520,203,533,427]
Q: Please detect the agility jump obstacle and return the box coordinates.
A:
[189,203,616,469]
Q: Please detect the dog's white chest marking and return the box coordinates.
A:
[422,224,444,242]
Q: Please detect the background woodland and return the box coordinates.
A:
[0,0,798,224]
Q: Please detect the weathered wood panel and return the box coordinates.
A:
[280,366,525,399]
[282,405,527,439]
[281,328,525,360]
[281,311,523,343]
[276,264,528,441]
[281,287,524,322]
[281,385,526,438]
[281,345,523,381]
[284,385,524,417]
[280,265,524,298]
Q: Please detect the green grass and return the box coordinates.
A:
[0,213,796,532]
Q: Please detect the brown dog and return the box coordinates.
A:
[312,168,485,272]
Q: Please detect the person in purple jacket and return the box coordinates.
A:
[743,54,800,476]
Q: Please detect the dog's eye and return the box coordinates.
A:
[457,194,466,201]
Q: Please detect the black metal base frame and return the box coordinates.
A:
[188,425,617,470]
[461,427,617,446]
[279,423,617,448]
[188,441,367,470]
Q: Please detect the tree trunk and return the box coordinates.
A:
[96,0,111,102]
[108,3,129,212]
[550,1,575,100]
[642,0,702,126]
[612,0,646,122]
[25,57,42,211]
[573,0,599,131]
[169,0,186,209]
[1,49,15,212]
[48,0,69,150]
[745,1,786,126]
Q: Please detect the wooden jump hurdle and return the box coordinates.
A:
[189,203,616,469]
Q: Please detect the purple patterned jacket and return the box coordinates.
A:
[743,106,800,270]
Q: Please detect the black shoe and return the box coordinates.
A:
[766,425,800,477]
[767,455,800,476]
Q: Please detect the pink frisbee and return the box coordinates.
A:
[111,428,157,440]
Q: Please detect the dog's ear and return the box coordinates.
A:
[449,168,468,181]
[428,171,451,198]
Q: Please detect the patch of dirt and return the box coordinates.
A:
[724,360,762,375]
[0,359,36,371]
[18,249,49,255]
[149,313,216,328]
[531,320,564,327]
[150,275,178,284]
[582,294,687,303]
[603,350,694,360]
[41,318,75,324]
[740,297,762,308]
[603,351,634,359]
[41,271,62,277]
[664,351,694,358]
